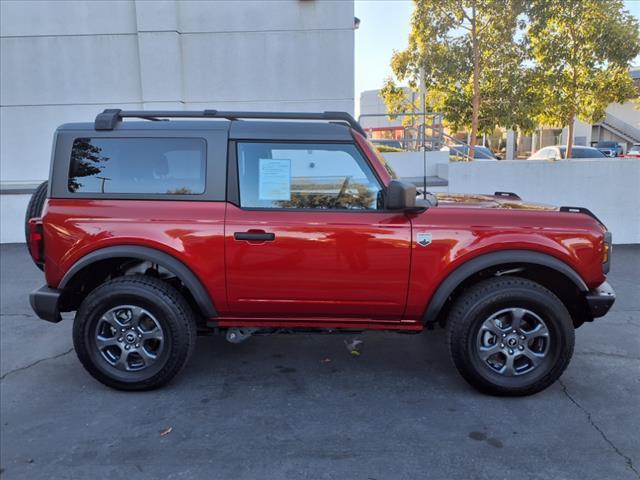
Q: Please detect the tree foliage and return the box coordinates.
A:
[382,0,640,159]
[382,0,534,158]
[528,0,640,157]
[68,138,109,192]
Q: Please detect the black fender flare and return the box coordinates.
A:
[422,249,588,324]
[59,245,217,317]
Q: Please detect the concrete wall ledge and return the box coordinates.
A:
[0,182,41,195]
[448,159,640,244]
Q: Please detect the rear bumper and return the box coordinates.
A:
[29,286,62,323]
[585,281,616,318]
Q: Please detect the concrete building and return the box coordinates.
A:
[0,0,356,242]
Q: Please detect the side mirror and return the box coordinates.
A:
[385,180,420,211]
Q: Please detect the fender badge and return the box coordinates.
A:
[417,233,432,247]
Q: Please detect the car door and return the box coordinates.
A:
[224,141,412,319]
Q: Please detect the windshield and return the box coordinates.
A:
[366,139,398,178]
[630,145,640,153]
[473,146,496,159]
[596,141,617,148]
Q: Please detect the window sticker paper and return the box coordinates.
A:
[259,158,291,200]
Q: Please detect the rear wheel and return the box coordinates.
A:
[447,277,574,396]
[24,181,48,270]
[73,275,197,391]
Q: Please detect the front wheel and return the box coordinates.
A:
[447,277,574,396]
[73,275,197,391]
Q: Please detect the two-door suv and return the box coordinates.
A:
[27,109,615,395]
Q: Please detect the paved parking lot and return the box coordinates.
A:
[1,243,638,479]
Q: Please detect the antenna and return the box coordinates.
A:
[419,66,427,199]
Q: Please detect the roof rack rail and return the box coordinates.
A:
[94,109,367,136]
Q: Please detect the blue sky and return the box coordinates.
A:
[354,0,640,107]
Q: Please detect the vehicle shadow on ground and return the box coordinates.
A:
[181,328,469,398]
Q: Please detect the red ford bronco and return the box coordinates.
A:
[27,109,615,395]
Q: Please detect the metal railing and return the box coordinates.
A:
[598,113,640,144]
[357,111,491,161]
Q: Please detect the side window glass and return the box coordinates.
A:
[237,143,382,210]
[68,138,206,194]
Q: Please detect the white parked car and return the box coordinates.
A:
[625,144,640,159]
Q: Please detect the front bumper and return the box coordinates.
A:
[585,281,616,318]
[30,286,62,323]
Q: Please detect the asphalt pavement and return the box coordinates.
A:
[1,243,639,480]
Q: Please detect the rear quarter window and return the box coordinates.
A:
[68,138,206,194]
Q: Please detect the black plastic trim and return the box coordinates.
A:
[95,109,122,130]
[30,286,62,323]
[494,191,521,200]
[59,246,217,318]
[585,281,616,318]
[559,206,605,227]
[226,140,239,205]
[422,250,589,324]
[234,232,275,241]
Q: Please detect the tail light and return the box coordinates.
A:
[28,218,44,264]
[602,231,612,274]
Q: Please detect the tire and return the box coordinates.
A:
[73,275,197,391]
[24,181,48,270]
[447,277,574,396]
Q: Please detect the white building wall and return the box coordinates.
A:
[606,101,640,128]
[0,0,355,242]
[447,159,640,244]
[383,151,449,178]
[358,88,415,130]
[562,119,592,146]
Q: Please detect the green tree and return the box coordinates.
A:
[68,138,109,192]
[381,0,535,159]
[528,0,640,158]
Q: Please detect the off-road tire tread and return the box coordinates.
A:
[447,276,574,396]
[73,274,197,391]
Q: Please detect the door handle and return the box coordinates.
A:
[234,231,275,242]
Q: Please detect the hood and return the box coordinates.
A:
[435,193,557,211]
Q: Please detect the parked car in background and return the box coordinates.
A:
[625,144,640,158]
[528,145,606,160]
[441,145,500,161]
[594,141,623,157]
[371,139,404,152]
